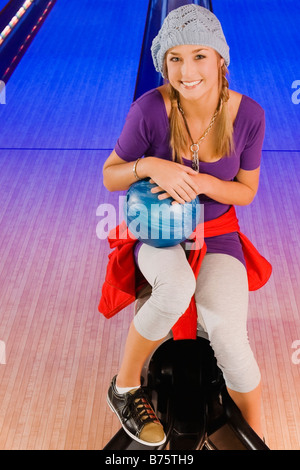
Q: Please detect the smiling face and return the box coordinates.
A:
[165,44,224,103]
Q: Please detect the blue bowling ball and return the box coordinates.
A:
[124,178,201,247]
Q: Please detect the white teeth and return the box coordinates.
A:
[182,80,201,87]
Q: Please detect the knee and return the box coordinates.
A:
[151,268,196,315]
[210,328,261,392]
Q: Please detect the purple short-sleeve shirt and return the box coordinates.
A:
[115,89,265,266]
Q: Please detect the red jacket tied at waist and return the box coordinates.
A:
[98,206,272,340]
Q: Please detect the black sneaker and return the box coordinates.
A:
[107,376,166,446]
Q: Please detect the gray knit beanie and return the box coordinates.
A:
[151,4,230,77]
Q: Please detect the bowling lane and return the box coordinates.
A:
[212,0,300,450]
[0,0,148,150]
[0,0,149,450]
[212,0,300,151]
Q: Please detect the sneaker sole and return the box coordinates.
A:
[106,395,166,447]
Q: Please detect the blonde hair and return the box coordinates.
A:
[165,62,234,163]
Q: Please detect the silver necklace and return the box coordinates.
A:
[178,101,221,172]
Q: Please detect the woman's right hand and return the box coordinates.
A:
[142,157,200,204]
[103,151,200,203]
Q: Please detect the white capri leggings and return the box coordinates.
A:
[134,243,261,393]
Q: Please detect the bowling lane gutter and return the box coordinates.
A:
[0,0,58,83]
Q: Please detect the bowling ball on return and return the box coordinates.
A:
[124,178,201,248]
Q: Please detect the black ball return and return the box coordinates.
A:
[103,336,269,450]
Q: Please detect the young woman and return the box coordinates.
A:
[100,5,271,446]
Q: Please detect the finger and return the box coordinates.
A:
[151,186,163,194]
[182,176,200,199]
[164,187,187,205]
[156,188,185,204]
[176,182,198,202]
[157,192,172,200]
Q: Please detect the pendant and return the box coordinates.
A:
[191,143,200,172]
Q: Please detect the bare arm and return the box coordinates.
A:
[102,150,200,203]
[200,166,260,206]
[152,166,260,206]
[102,150,142,191]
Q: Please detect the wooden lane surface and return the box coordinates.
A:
[0,148,299,449]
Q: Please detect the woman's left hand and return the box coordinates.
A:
[150,174,209,204]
